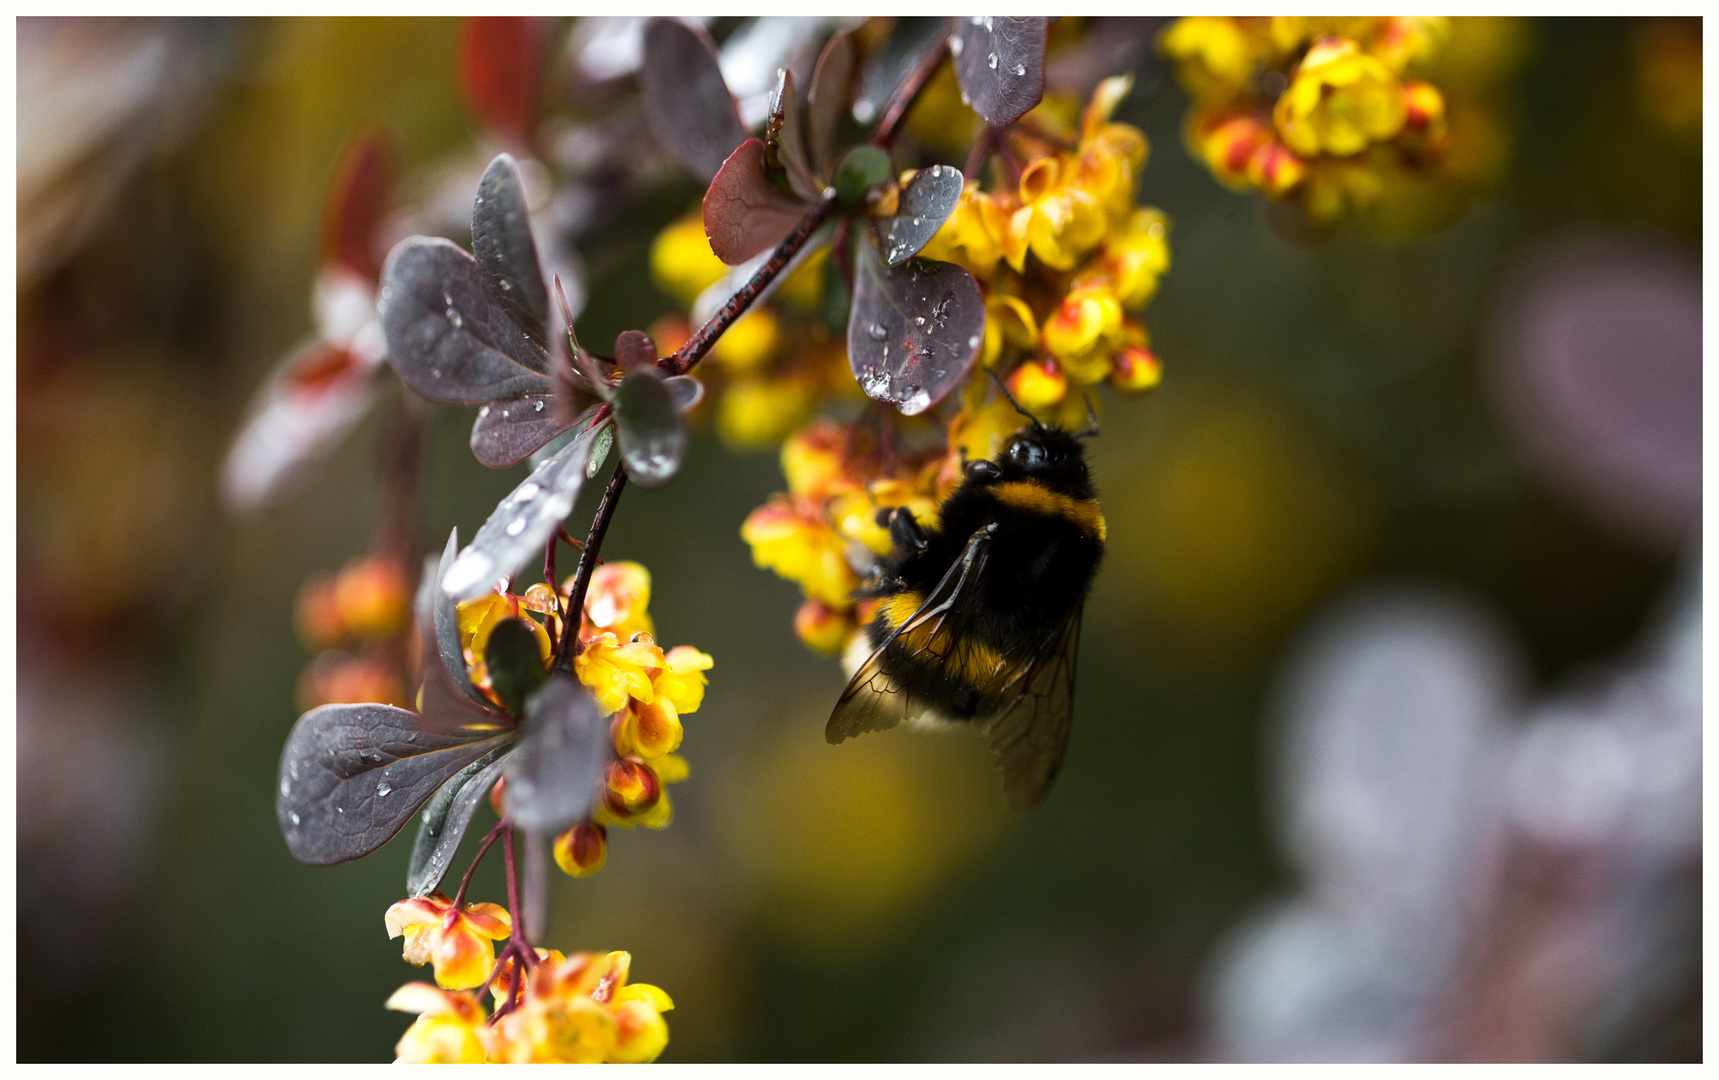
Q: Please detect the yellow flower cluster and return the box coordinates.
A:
[741,420,944,656]
[1162,16,1522,229]
[920,76,1168,412]
[453,560,712,874]
[387,949,672,1063]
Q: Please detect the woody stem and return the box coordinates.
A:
[451,819,506,910]
[870,29,950,149]
[555,463,629,671]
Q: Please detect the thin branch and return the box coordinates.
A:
[870,27,951,149]
[555,463,629,670]
[451,819,506,910]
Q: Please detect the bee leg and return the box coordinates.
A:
[886,506,928,554]
[964,458,1002,481]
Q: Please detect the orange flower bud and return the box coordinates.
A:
[1247,139,1307,197]
[603,760,662,817]
[613,697,682,759]
[1007,359,1068,411]
[1110,346,1163,394]
[553,823,608,878]
[298,651,407,711]
[794,599,856,656]
[295,574,344,649]
[335,556,411,640]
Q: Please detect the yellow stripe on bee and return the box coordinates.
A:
[880,591,924,630]
[879,589,1011,695]
[990,481,1107,541]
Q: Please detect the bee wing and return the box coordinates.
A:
[977,606,1082,811]
[825,526,995,743]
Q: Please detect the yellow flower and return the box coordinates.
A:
[610,982,674,1064]
[575,631,664,713]
[718,375,816,447]
[1274,37,1407,158]
[1099,207,1172,308]
[1246,139,1308,197]
[1111,345,1163,394]
[601,759,662,818]
[948,398,1032,468]
[1008,156,1108,272]
[553,823,607,878]
[741,497,860,607]
[1190,109,1273,189]
[579,560,654,643]
[650,212,727,306]
[386,983,489,1064]
[920,181,1011,277]
[1007,359,1068,411]
[1399,79,1448,152]
[614,696,683,759]
[709,309,781,374]
[653,644,713,714]
[981,293,1039,367]
[384,893,512,991]
[1367,16,1450,74]
[457,592,553,674]
[794,598,855,656]
[1160,15,1263,97]
[782,420,861,501]
[1042,282,1125,383]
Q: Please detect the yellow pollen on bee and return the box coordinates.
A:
[990,482,1107,541]
[880,591,924,630]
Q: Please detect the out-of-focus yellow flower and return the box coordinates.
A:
[709,309,781,374]
[609,981,674,1064]
[904,60,987,155]
[921,181,1011,278]
[781,420,860,501]
[950,398,1032,467]
[1190,110,1273,190]
[386,983,489,1064]
[981,294,1039,367]
[1368,16,1450,73]
[1399,80,1448,151]
[1160,15,1263,97]
[1246,139,1308,197]
[575,631,664,714]
[741,497,859,607]
[652,645,712,714]
[1098,207,1172,309]
[650,212,727,306]
[553,822,607,878]
[794,598,855,656]
[297,651,408,711]
[1042,282,1125,383]
[296,555,412,648]
[1007,359,1068,411]
[384,893,512,990]
[579,561,654,643]
[614,697,682,759]
[718,375,815,448]
[1111,345,1163,394]
[1274,37,1407,158]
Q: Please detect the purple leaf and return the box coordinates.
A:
[847,235,984,416]
[470,394,574,468]
[767,67,822,201]
[664,374,704,413]
[614,329,657,372]
[875,163,964,266]
[703,137,809,265]
[472,153,550,349]
[277,702,515,867]
[951,16,1047,128]
[613,369,688,488]
[379,237,553,404]
[640,18,750,182]
[426,530,493,712]
[441,423,599,602]
[809,31,856,177]
[503,675,610,834]
[405,750,509,897]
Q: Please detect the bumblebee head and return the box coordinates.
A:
[999,426,1092,495]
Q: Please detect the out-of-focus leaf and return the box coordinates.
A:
[613,369,689,488]
[277,702,515,866]
[809,31,856,176]
[614,329,657,372]
[320,129,393,283]
[586,422,614,479]
[641,18,749,182]
[471,394,573,469]
[406,748,509,897]
[472,154,550,349]
[847,234,984,415]
[221,341,379,513]
[876,163,964,266]
[379,237,553,404]
[504,675,610,833]
[665,374,705,413]
[767,67,822,201]
[442,424,599,601]
[853,17,945,125]
[822,241,852,334]
[833,144,891,209]
[951,16,1047,128]
[703,138,808,265]
[427,530,492,710]
[485,617,548,719]
[457,16,541,146]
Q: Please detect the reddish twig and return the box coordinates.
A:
[450,819,507,910]
[870,28,951,149]
[554,463,629,671]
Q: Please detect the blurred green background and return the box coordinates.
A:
[16,17,1699,1061]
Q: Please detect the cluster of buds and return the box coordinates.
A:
[455,560,711,874]
[386,945,672,1064]
[920,75,1168,415]
[294,553,413,709]
[1161,17,1517,230]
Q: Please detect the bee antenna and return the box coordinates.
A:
[1074,391,1100,439]
[986,367,1043,427]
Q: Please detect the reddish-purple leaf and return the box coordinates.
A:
[876,163,964,266]
[847,234,984,416]
[640,18,749,182]
[504,675,610,834]
[703,138,809,265]
[470,394,572,468]
[809,31,856,177]
[406,751,509,897]
[379,237,553,404]
[614,329,657,372]
[472,154,550,349]
[767,68,822,201]
[221,340,379,512]
[426,530,494,713]
[320,129,393,283]
[612,369,688,488]
[457,17,542,147]
[951,16,1048,128]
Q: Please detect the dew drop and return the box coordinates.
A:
[968,334,982,349]
[280,778,291,795]
[960,91,971,106]
[431,367,443,379]
[377,782,392,797]
[336,806,345,814]
[501,409,510,418]
[868,323,888,341]
[506,518,527,536]
[914,316,925,326]
[479,405,491,418]
[517,481,542,499]
[405,731,417,742]
[1012,63,1026,76]
[499,279,512,291]
[290,812,300,826]
[445,305,464,329]
[949,35,964,56]
[534,400,544,412]
[987,52,998,70]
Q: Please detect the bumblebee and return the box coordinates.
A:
[827,399,1104,810]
